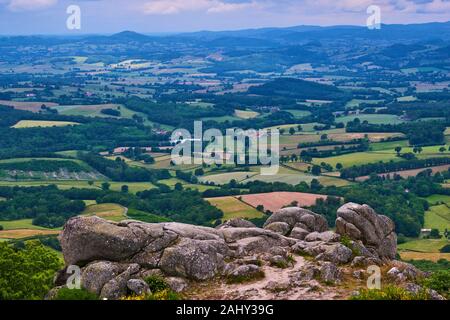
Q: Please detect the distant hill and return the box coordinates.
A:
[248,78,349,101]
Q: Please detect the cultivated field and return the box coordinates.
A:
[199,171,257,185]
[206,196,263,220]
[0,229,60,239]
[12,120,80,128]
[399,252,450,262]
[238,191,329,213]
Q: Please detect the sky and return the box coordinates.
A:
[0,0,449,35]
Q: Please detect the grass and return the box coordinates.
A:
[312,152,400,168]
[82,203,127,222]
[206,196,264,220]
[398,239,449,253]
[370,140,409,151]
[426,194,450,206]
[0,180,156,193]
[199,171,257,185]
[336,114,404,125]
[424,205,450,233]
[0,219,61,230]
[12,120,80,128]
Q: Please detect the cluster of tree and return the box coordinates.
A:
[346,118,446,146]
[122,148,155,164]
[340,157,450,179]
[78,152,170,182]
[0,118,168,160]
[96,186,223,226]
[248,78,351,101]
[0,186,86,228]
[100,108,121,117]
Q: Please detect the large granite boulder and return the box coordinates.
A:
[336,203,397,260]
[263,207,328,235]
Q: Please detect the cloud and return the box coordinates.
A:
[5,0,58,11]
[141,0,259,15]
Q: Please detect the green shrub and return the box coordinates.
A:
[144,275,170,293]
[54,288,98,300]
[143,276,180,300]
[440,244,450,253]
[350,285,430,300]
[420,270,450,299]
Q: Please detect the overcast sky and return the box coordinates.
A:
[0,0,449,35]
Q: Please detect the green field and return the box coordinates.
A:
[312,152,400,168]
[199,171,257,185]
[12,120,80,128]
[398,239,449,253]
[0,180,155,193]
[206,196,264,220]
[370,140,410,151]
[424,205,450,233]
[285,110,312,118]
[314,144,450,168]
[0,219,60,231]
[335,114,404,125]
[426,194,450,206]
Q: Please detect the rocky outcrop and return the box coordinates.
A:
[54,202,421,300]
[336,203,397,260]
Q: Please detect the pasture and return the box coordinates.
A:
[335,114,404,125]
[206,197,263,220]
[199,171,257,185]
[424,205,450,233]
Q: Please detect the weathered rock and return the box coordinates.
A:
[289,227,310,240]
[159,238,227,280]
[166,277,188,293]
[336,203,397,260]
[100,264,139,300]
[315,243,353,265]
[228,264,263,280]
[264,222,290,235]
[319,262,341,284]
[81,261,122,295]
[264,207,328,233]
[351,256,382,268]
[217,218,256,229]
[305,231,340,243]
[127,279,150,296]
[60,216,152,266]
